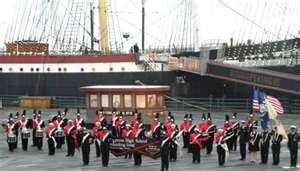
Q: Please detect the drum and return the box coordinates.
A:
[36,130,44,138]
[22,132,31,139]
[7,133,17,143]
[55,130,64,137]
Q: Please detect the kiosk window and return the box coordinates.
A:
[147,94,156,107]
[136,95,146,108]
[113,95,121,108]
[101,94,109,107]
[89,94,98,108]
[124,94,132,107]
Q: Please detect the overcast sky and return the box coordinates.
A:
[0,0,299,51]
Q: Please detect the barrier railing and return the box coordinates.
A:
[0,95,299,113]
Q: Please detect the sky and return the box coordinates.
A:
[0,0,299,52]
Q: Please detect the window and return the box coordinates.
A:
[101,94,109,107]
[58,68,62,72]
[20,68,23,72]
[63,68,67,72]
[30,68,34,72]
[121,67,125,71]
[92,67,95,72]
[136,95,146,108]
[0,68,2,72]
[36,68,39,72]
[109,67,113,71]
[89,94,98,108]
[47,68,51,72]
[112,95,121,108]
[157,95,163,107]
[147,94,156,107]
[81,68,84,72]
[9,68,13,72]
[124,94,132,107]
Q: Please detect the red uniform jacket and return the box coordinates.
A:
[130,116,137,126]
[150,122,160,133]
[18,119,28,129]
[199,122,208,132]
[3,123,15,133]
[45,127,56,138]
[130,127,142,139]
[121,128,131,138]
[180,122,189,132]
[32,119,44,129]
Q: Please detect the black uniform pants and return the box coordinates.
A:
[240,142,246,160]
[102,150,110,167]
[261,145,269,164]
[95,140,101,157]
[133,152,142,166]
[66,135,75,156]
[290,149,298,167]
[217,145,226,166]
[272,144,280,165]
[183,133,188,148]
[232,135,237,151]
[82,147,90,165]
[21,135,28,151]
[169,142,177,161]
[192,144,200,163]
[8,142,14,152]
[206,137,214,154]
[14,132,18,149]
[36,137,43,150]
[32,129,36,146]
[48,138,55,155]
[55,136,64,149]
[161,154,169,171]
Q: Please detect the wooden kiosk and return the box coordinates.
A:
[80,85,170,124]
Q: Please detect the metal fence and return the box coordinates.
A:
[0,95,299,113]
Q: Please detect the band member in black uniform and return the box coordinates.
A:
[79,128,93,166]
[55,115,67,149]
[260,128,271,164]
[249,125,261,163]
[205,113,216,155]
[215,128,231,166]
[31,109,37,146]
[288,125,300,167]
[18,114,31,151]
[169,119,178,162]
[271,126,282,165]
[187,114,194,153]
[92,122,101,158]
[160,130,171,171]
[238,120,248,160]
[99,127,111,167]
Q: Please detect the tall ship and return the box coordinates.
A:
[0,0,299,98]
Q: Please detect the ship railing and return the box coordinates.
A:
[0,95,299,114]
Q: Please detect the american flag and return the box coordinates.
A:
[266,95,284,114]
[252,89,260,111]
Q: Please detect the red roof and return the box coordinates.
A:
[0,54,135,64]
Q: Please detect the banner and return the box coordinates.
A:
[110,138,161,159]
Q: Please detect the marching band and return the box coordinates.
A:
[1,109,299,169]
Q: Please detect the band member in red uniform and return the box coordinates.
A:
[130,121,143,166]
[205,113,216,155]
[149,113,161,139]
[64,120,77,157]
[115,114,125,137]
[109,111,118,136]
[95,110,107,127]
[198,113,207,132]
[2,118,18,152]
[228,112,239,151]
[79,128,93,166]
[168,122,179,162]
[73,113,85,128]
[98,127,112,167]
[92,122,101,157]
[121,124,132,159]
[32,114,45,150]
[187,114,195,153]
[13,112,20,149]
[45,123,57,155]
[54,115,66,149]
[130,112,138,126]
[190,128,209,163]
[18,114,31,151]
[180,114,189,148]
[164,112,172,131]
[215,128,231,166]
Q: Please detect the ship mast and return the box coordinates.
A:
[99,0,109,54]
[141,0,145,53]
